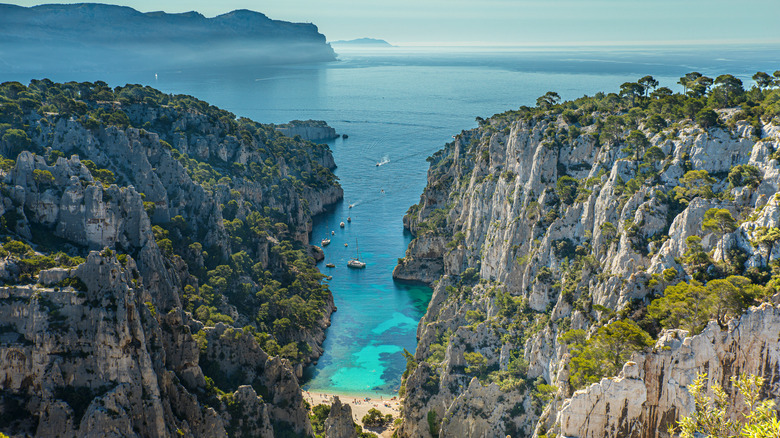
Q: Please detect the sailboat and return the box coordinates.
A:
[347,239,366,269]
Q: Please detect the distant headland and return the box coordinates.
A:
[0,3,337,72]
[330,38,393,47]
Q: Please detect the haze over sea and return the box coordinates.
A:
[7,44,780,395]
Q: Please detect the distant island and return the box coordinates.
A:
[0,3,336,72]
[330,38,393,47]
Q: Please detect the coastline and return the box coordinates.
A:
[304,390,401,437]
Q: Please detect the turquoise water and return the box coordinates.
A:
[6,44,780,395]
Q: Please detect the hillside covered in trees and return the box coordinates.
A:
[394,69,780,437]
[0,79,342,436]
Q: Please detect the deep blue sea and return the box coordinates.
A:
[5,43,780,396]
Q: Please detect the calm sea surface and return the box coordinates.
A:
[6,44,780,395]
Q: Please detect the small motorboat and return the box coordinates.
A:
[347,217,351,223]
[321,238,331,246]
[325,275,333,280]
[344,243,348,247]
[325,263,335,268]
[340,221,345,228]
[376,162,380,166]
[331,231,335,235]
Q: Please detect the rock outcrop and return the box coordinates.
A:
[394,90,780,437]
[324,397,359,438]
[276,120,340,142]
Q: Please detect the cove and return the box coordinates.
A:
[301,133,435,395]
[8,44,779,396]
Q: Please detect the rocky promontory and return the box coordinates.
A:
[275,120,340,142]
[0,80,342,436]
[394,74,780,436]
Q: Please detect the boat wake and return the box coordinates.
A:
[375,156,390,167]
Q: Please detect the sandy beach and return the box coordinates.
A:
[304,391,401,437]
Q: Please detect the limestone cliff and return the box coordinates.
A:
[556,302,780,438]
[0,80,342,436]
[394,80,780,437]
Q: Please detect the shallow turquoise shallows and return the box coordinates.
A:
[7,44,780,395]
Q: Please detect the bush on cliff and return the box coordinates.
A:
[561,319,653,389]
[648,276,762,334]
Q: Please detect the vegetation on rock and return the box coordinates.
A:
[395,68,780,437]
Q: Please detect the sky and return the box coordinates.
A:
[7,0,780,46]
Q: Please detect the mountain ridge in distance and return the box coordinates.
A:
[0,2,336,72]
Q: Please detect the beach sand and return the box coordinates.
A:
[304,391,401,437]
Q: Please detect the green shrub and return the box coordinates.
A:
[671,373,780,437]
[561,320,653,389]
[32,169,54,186]
[361,408,391,428]
[3,240,32,257]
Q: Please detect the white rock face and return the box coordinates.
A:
[556,304,780,438]
[558,362,648,438]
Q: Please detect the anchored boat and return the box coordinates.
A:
[347,239,366,269]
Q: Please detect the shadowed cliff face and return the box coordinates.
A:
[0,3,336,72]
[0,80,342,436]
[394,89,780,436]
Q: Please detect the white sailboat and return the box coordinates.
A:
[347,239,366,269]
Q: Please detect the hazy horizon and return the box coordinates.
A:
[6,0,780,46]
